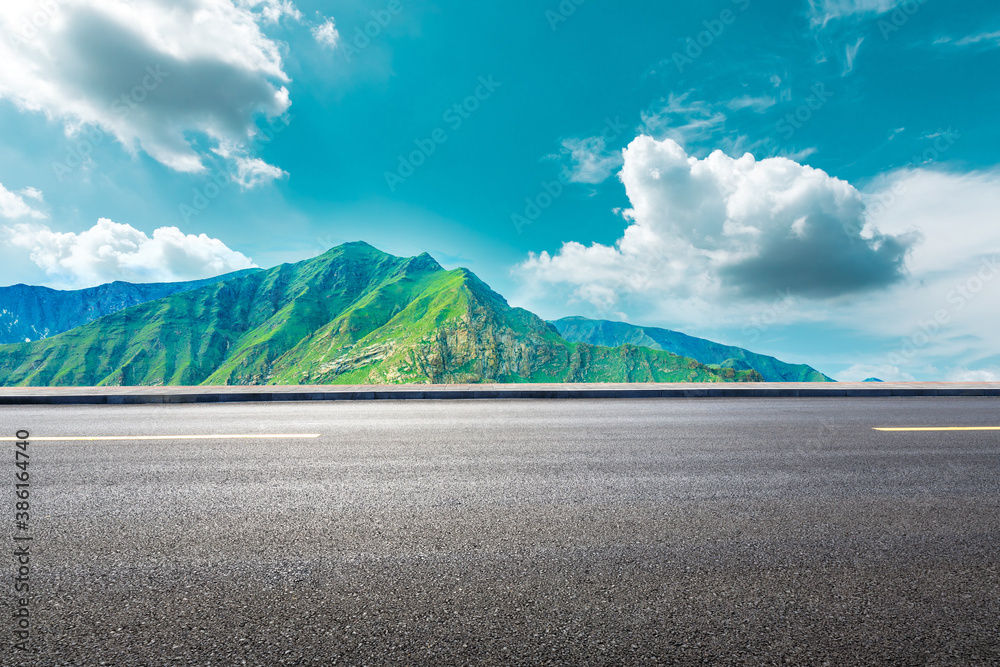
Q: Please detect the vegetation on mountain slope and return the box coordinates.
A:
[552,317,834,383]
[0,244,761,386]
[0,269,261,344]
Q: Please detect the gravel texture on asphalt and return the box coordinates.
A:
[3,398,999,665]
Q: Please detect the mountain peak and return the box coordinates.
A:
[408,252,443,272]
[317,241,385,257]
[311,244,444,274]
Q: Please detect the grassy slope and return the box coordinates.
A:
[0,244,762,386]
[0,244,410,386]
[0,268,263,345]
[552,317,834,382]
[268,264,761,385]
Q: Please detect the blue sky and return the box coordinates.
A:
[1,0,999,381]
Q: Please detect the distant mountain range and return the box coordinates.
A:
[552,317,834,383]
[0,243,832,386]
[0,269,261,344]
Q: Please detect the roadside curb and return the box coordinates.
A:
[0,383,998,405]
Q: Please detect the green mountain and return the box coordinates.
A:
[0,243,762,387]
[0,269,261,344]
[552,317,834,383]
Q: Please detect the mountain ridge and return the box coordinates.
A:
[0,243,764,386]
[552,317,834,382]
[0,268,262,345]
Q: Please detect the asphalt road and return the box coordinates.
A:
[3,398,999,665]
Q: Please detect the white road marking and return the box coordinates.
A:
[1,434,321,441]
[874,427,1000,432]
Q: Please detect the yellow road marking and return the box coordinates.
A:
[1,434,321,441]
[874,427,1000,432]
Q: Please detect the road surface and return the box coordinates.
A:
[3,398,999,665]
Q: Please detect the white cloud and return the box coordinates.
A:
[837,363,915,382]
[726,95,777,113]
[640,94,727,147]
[312,18,341,49]
[237,0,302,24]
[0,183,47,220]
[232,156,289,189]
[18,187,45,202]
[213,142,288,189]
[638,93,818,163]
[559,137,624,184]
[956,30,1000,46]
[936,30,1000,49]
[865,169,1000,278]
[793,169,1000,379]
[784,147,819,161]
[516,147,1000,382]
[520,136,916,314]
[808,0,903,29]
[843,37,864,75]
[0,0,292,174]
[947,367,1000,382]
[6,218,257,287]
[808,1,893,75]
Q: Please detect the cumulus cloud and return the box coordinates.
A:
[0,183,47,220]
[516,148,1000,382]
[800,168,1000,380]
[0,0,292,174]
[520,136,918,311]
[559,136,624,184]
[312,18,341,49]
[6,218,256,287]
